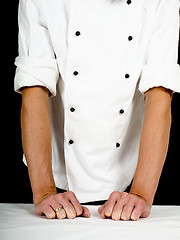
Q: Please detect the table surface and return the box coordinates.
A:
[0,204,180,240]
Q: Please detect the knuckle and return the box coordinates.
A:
[66,191,76,199]
[67,191,73,196]
[122,191,128,196]
[68,191,74,195]
[129,193,135,200]
[129,195,136,204]
[111,191,120,199]
[121,192,129,200]
[57,193,64,200]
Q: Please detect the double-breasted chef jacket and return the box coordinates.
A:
[14,0,180,203]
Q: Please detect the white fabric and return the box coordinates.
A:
[0,204,180,240]
[14,0,180,203]
[14,56,59,96]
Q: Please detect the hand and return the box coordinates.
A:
[34,191,91,219]
[98,191,151,221]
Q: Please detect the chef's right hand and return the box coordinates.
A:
[34,191,91,219]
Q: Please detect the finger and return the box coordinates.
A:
[62,202,76,219]
[111,192,129,221]
[120,198,135,221]
[56,208,67,219]
[104,191,120,218]
[34,202,55,219]
[98,205,104,215]
[81,206,91,218]
[49,200,67,219]
[41,204,56,219]
[98,205,106,219]
[56,194,76,219]
[131,201,145,221]
[48,199,63,217]
[65,191,83,216]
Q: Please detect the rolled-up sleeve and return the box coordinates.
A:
[14,0,59,96]
[139,0,180,94]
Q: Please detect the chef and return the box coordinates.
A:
[14,0,180,221]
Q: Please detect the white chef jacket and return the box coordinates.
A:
[14,0,180,203]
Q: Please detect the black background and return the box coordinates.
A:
[1,1,180,205]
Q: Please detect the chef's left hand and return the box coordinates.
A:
[98,191,151,221]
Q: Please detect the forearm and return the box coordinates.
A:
[21,87,56,204]
[130,87,172,206]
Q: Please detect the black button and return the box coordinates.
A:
[73,71,79,76]
[116,142,120,148]
[75,31,81,36]
[119,109,124,114]
[70,107,75,112]
[127,0,132,4]
[128,36,133,41]
[125,74,130,79]
[69,139,74,145]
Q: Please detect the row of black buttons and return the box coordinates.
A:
[68,139,121,148]
[70,107,124,114]
[73,71,130,79]
[75,31,133,42]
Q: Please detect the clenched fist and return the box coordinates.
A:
[34,191,91,219]
[98,191,151,221]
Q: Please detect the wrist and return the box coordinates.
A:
[33,186,57,205]
[130,187,154,207]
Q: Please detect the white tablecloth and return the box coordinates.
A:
[0,204,180,240]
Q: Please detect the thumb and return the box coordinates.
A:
[82,206,91,218]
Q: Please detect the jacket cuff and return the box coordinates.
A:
[14,56,59,96]
[139,63,180,94]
